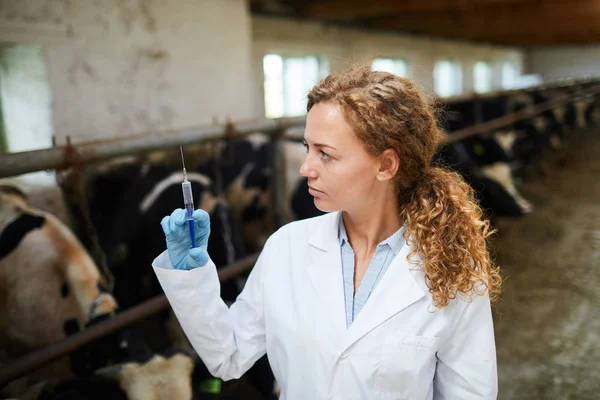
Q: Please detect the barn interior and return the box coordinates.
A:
[0,0,599,399]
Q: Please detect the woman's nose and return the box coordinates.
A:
[299,155,317,178]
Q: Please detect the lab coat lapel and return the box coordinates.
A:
[306,211,347,334]
[343,235,426,351]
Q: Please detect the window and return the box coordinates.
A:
[502,61,520,89]
[434,60,462,97]
[371,58,408,78]
[0,44,55,185]
[263,54,330,118]
[473,61,493,93]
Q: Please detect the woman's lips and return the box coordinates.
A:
[308,186,324,197]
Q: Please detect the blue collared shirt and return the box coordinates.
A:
[339,216,406,329]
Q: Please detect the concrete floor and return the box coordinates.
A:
[491,129,600,400]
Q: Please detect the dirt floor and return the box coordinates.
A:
[490,129,600,400]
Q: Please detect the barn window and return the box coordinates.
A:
[502,61,520,89]
[0,44,55,185]
[434,59,463,97]
[473,61,493,93]
[371,58,408,78]
[263,54,329,118]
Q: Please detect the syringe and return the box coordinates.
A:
[180,146,197,248]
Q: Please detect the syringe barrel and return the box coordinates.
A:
[182,181,194,209]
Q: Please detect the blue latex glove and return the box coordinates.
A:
[160,208,211,270]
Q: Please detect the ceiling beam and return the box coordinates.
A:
[368,1,600,45]
[479,32,600,46]
[302,0,552,21]
[302,0,457,20]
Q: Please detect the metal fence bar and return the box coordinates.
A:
[443,76,600,104]
[443,84,600,144]
[0,252,260,386]
[0,116,306,179]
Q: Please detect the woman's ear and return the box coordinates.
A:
[377,149,400,181]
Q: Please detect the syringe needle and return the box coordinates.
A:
[180,146,186,172]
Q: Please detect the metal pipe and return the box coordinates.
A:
[0,116,306,179]
[0,252,260,386]
[443,85,600,144]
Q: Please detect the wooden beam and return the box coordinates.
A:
[473,32,600,46]
[303,0,459,20]
[369,1,600,44]
[303,0,551,21]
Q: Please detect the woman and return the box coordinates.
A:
[153,66,502,399]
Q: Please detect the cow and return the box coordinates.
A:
[209,128,533,247]
[432,141,532,216]
[16,347,203,400]
[0,184,118,397]
[190,132,323,253]
[60,153,279,400]
[61,155,246,308]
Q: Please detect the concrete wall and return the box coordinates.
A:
[251,16,525,118]
[0,0,254,144]
[526,46,600,81]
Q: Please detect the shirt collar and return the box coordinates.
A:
[338,215,406,255]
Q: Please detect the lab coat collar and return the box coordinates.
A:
[306,211,426,351]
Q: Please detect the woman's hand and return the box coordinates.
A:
[160,208,211,270]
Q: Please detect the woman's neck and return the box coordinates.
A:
[342,189,402,255]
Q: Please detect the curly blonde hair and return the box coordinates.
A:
[307,65,502,309]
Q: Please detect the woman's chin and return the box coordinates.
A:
[313,197,338,213]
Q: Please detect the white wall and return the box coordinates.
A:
[526,46,600,81]
[251,16,525,118]
[0,0,254,144]
[0,2,528,147]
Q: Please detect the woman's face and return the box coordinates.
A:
[300,102,382,214]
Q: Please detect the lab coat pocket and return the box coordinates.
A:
[375,333,438,399]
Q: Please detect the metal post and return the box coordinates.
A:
[474,97,484,125]
[269,122,287,230]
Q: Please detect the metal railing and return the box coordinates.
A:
[0,116,305,179]
[444,84,600,143]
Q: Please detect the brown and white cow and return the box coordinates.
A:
[0,184,118,394]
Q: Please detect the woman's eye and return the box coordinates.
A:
[302,140,331,161]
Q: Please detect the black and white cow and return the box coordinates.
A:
[62,154,279,399]
[192,132,323,253]
[433,141,532,217]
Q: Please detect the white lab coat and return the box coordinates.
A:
[152,211,498,400]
